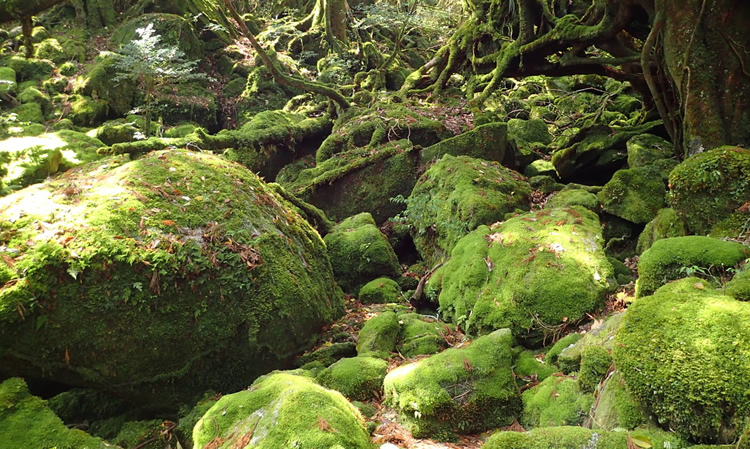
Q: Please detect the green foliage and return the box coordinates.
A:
[358,277,402,304]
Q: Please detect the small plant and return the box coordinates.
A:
[113,23,206,136]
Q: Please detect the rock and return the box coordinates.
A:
[636,208,687,254]
[546,187,599,211]
[577,346,611,393]
[297,342,357,368]
[556,313,624,374]
[626,134,675,170]
[428,207,615,343]
[420,122,507,164]
[384,329,521,439]
[521,376,594,428]
[588,371,647,431]
[193,372,372,449]
[359,277,401,304]
[74,52,136,118]
[726,267,750,301]
[544,333,582,367]
[0,66,17,96]
[18,86,52,117]
[6,56,55,82]
[599,166,666,224]
[523,159,557,178]
[112,13,203,60]
[635,236,749,297]
[614,278,750,443]
[323,213,401,293]
[0,150,344,410]
[396,312,455,358]
[0,378,112,449]
[484,426,684,449]
[357,311,400,359]
[316,356,388,401]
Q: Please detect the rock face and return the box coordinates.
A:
[0,150,344,410]
[428,207,615,342]
[614,278,750,443]
[384,329,521,439]
[192,372,372,449]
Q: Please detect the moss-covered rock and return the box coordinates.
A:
[577,346,611,393]
[545,333,583,367]
[0,150,344,410]
[69,95,109,127]
[626,134,676,171]
[513,350,558,383]
[316,356,388,401]
[112,13,203,60]
[668,146,750,236]
[384,329,521,439]
[484,426,684,449]
[599,166,666,224]
[17,86,52,117]
[523,159,557,178]
[614,278,750,443]
[0,378,111,449]
[0,67,17,96]
[428,207,615,342]
[556,313,623,375]
[94,122,138,145]
[193,372,372,449]
[10,102,44,124]
[635,236,749,297]
[419,122,508,164]
[396,312,455,358]
[636,208,688,254]
[402,154,532,264]
[357,310,400,359]
[521,376,594,428]
[588,370,647,431]
[6,56,55,82]
[546,187,599,211]
[358,277,401,304]
[726,267,750,301]
[297,342,357,368]
[74,52,136,118]
[323,213,401,293]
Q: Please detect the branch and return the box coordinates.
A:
[641,13,675,143]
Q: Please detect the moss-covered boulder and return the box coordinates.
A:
[626,134,675,169]
[323,212,401,293]
[357,310,400,359]
[358,277,401,304]
[555,313,624,374]
[396,312,455,358]
[521,376,594,428]
[384,329,521,439]
[545,333,582,367]
[17,86,52,117]
[74,52,137,118]
[112,13,203,60]
[193,372,372,449]
[0,378,111,449]
[6,56,55,82]
[402,154,531,264]
[599,166,666,224]
[0,150,344,410]
[588,370,647,431]
[297,342,357,368]
[726,267,750,301]
[546,187,599,211]
[614,278,750,443]
[577,345,611,393]
[428,207,615,342]
[0,67,17,96]
[484,426,684,449]
[419,122,507,164]
[316,356,388,401]
[636,208,688,254]
[635,236,749,297]
[668,146,750,236]
[506,118,551,168]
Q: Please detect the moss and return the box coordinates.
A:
[0,67,17,96]
[163,123,201,138]
[627,134,675,168]
[323,213,401,293]
[429,207,615,343]
[112,13,203,60]
[175,395,219,448]
[69,95,109,127]
[545,333,583,366]
[726,267,750,301]
[484,426,685,449]
[18,86,52,116]
[513,350,557,382]
[419,122,508,164]
[7,56,55,82]
[577,346,611,393]
[358,277,401,304]
[95,122,137,145]
[636,208,688,254]
[59,62,79,77]
[0,378,111,449]
[556,313,624,374]
[297,342,357,368]
[316,356,388,401]
[0,150,344,411]
[193,372,373,449]
[111,419,165,449]
[74,52,136,117]
[528,175,564,194]
[357,311,400,359]
[10,102,44,124]
[589,370,647,431]
[402,154,532,264]
[608,256,635,284]
[668,146,750,236]
[34,38,65,63]
[384,329,521,439]
[156,81,217,131]
[635,236,749,297]
[397,313,455,358]
[236,65,303,121]
[521,376,594,428]
[614,278,750,443]
[599,167,666,224]
[523,159,557,177]
[546,188,599,211]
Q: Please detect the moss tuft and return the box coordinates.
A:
[484,426,684,449]
[316,356,388,401]
[357,311,400,359]
[636,208,688,254]
[521,376,594,428]
[599,167,666,224]
[577,346,611,393]
[358,277,401,304]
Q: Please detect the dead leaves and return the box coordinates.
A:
[317,416,337,433]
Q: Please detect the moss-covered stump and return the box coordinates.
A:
[419,122,507,164]
[357,310,400,359]
[397,312,455,358]
[636,208,688,254]
[402,154,531,264]
[0,378,112,449]
[521,376,594,428]
[588,370,647,431]
[384,329,521,439]
[668,146,750,236]
[0,150,344,410]
[484,426,684,449]
[614,278,750,443]
[358,277,401,304]
[316,356,388,401]
[323,213,401,293]
[635,236,749,297]
[599,166,666,224]
[193,372,372,449]
[427,207,615,342]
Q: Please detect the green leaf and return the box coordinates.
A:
[629,435,652,448]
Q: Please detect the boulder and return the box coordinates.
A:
[599,166,666,224]
[521,376,594,428]
[484,426,684,449]
[396,312,455,358]
[635,208,687,254]
[420,122,507,164]
[356,310,400,359]
[316,356,388,401]
[358,277,401,304]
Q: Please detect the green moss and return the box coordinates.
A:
[236,65,303,121]
[635,236,749,297]
[95,122,137,145]
[420,122,508,163]
[402,154,532,264]
[18,86,52,117]
[323,213,401,293]
[396,313,455,358]
[627,134,675,168]
[546,187,599,210]
[163,123,201,138]
[668,146,750,236]
[297,342,357,368]
[357,311,400,359]
[589,370,646,431]
[34,38,66,63]
[317,356,388,401]
[523,159,557,178]
[175,395,219,448]
[112,13,203,60]
[0,67,17,96]
[556,313,624,374]
[384,329,521,439]
[0,150,344,411]
[74,52,136,117]
[358,277,401,304]
[529,175,564,194]
[726,267,750,301]
[111,419,164,449]
[484,426,684,449]
[156,81,217,130]
[7,56,55,82]
[0,378,110,449]
[577,346,611,393]
[10,102,44,124]
[69,95,109,127]
[521,376,594,428]
[599,167,666,224]
[429,207,615,342]
[545,333,583,366]
[614,278,750,443]
[636,208,688,254]
[193,372,373,449]
[513,350,557,382]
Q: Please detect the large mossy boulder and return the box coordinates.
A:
[599,166,666,224]
[384,329,521,439]
[356,310,400,359]
[419,122,508,164]
[0,150,344,410]
[428,207,615,342]
[74,52,137,118]
[112,13,203,60]
[484,426,684,449]
[193,372,372,449]
[0,378,111,449]
[668,146,750,236]
[614,278,750,443]
[635,236,749,297]
[316,356,388,401]
[323,212,401,293]
[402,154,532,264]
[636,208,688,254]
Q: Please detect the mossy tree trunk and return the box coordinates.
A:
[297,0,350,51]
[0,0,68,57]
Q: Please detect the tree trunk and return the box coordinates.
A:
[299,0,349,48]
[0,0,67,24]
